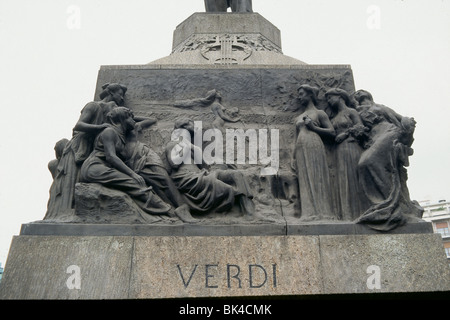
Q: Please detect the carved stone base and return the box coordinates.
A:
[1,233,449,299]
[150,13,306,65]
[19,220,433,237]
[172,13,283,51]
[74,183,164,224]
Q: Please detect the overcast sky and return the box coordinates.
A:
[0,0,449,264]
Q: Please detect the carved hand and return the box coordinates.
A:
[304,117,315,130]
[132,173,146,188]
[335,132,348,144]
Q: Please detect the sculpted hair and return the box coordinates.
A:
[106,107,133,126]
[99,83,128,100]
[353,89,374,104]
[298,84,319,105]
[325,88,351,106]
[54,138,69,159]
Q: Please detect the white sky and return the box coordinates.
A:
[0,0,449,264]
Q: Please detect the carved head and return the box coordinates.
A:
[54,138,69,159]
[99,83,128,106]
[353,89,374,106]
[106,107,135,132]
[325,88,350,108]
[215,91,223,102]
[297,84,319,106]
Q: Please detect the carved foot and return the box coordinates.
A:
[174,204,201,224]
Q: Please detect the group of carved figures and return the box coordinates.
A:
[45,82,423,231]
[45,84,255,224]
[292,85,422,230]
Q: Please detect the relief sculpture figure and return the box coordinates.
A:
[325,88,369,221]
[45,83,126,221]
[166,118,255,218]
[353,90,423,230]
[210,91,241,130]
[48,138,69,179]
[124,116,196,222]
[292,85,336,221]
[173,89,241,129]
[79,107,173,218]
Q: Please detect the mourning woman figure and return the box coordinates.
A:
[124,117,196,223]
[353,90,423,231]
[166,118,255,217]
[45,83,127,221]
[80,107,172,217]
[292,85,336,221]
[325,88,368,221]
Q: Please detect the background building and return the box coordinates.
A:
[420,200,450,265]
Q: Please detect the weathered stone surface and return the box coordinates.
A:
[149,13,307,66]
[1,233,448,299]
[285,219,433,235]
[19,221,433,237]
[153,49,305,66]
[172,13,282,52]
[74,183,164,224]
[130,236,322,298]
[319,234,450,294]
[0,236,133,299]
[93,64,355,175]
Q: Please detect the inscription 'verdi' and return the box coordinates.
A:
[176,264,278,289]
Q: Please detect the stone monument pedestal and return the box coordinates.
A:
[0,224,449,299]
[2,11,449,302]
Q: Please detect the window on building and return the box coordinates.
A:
[444,243,450,258]
[435,222,450,237]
